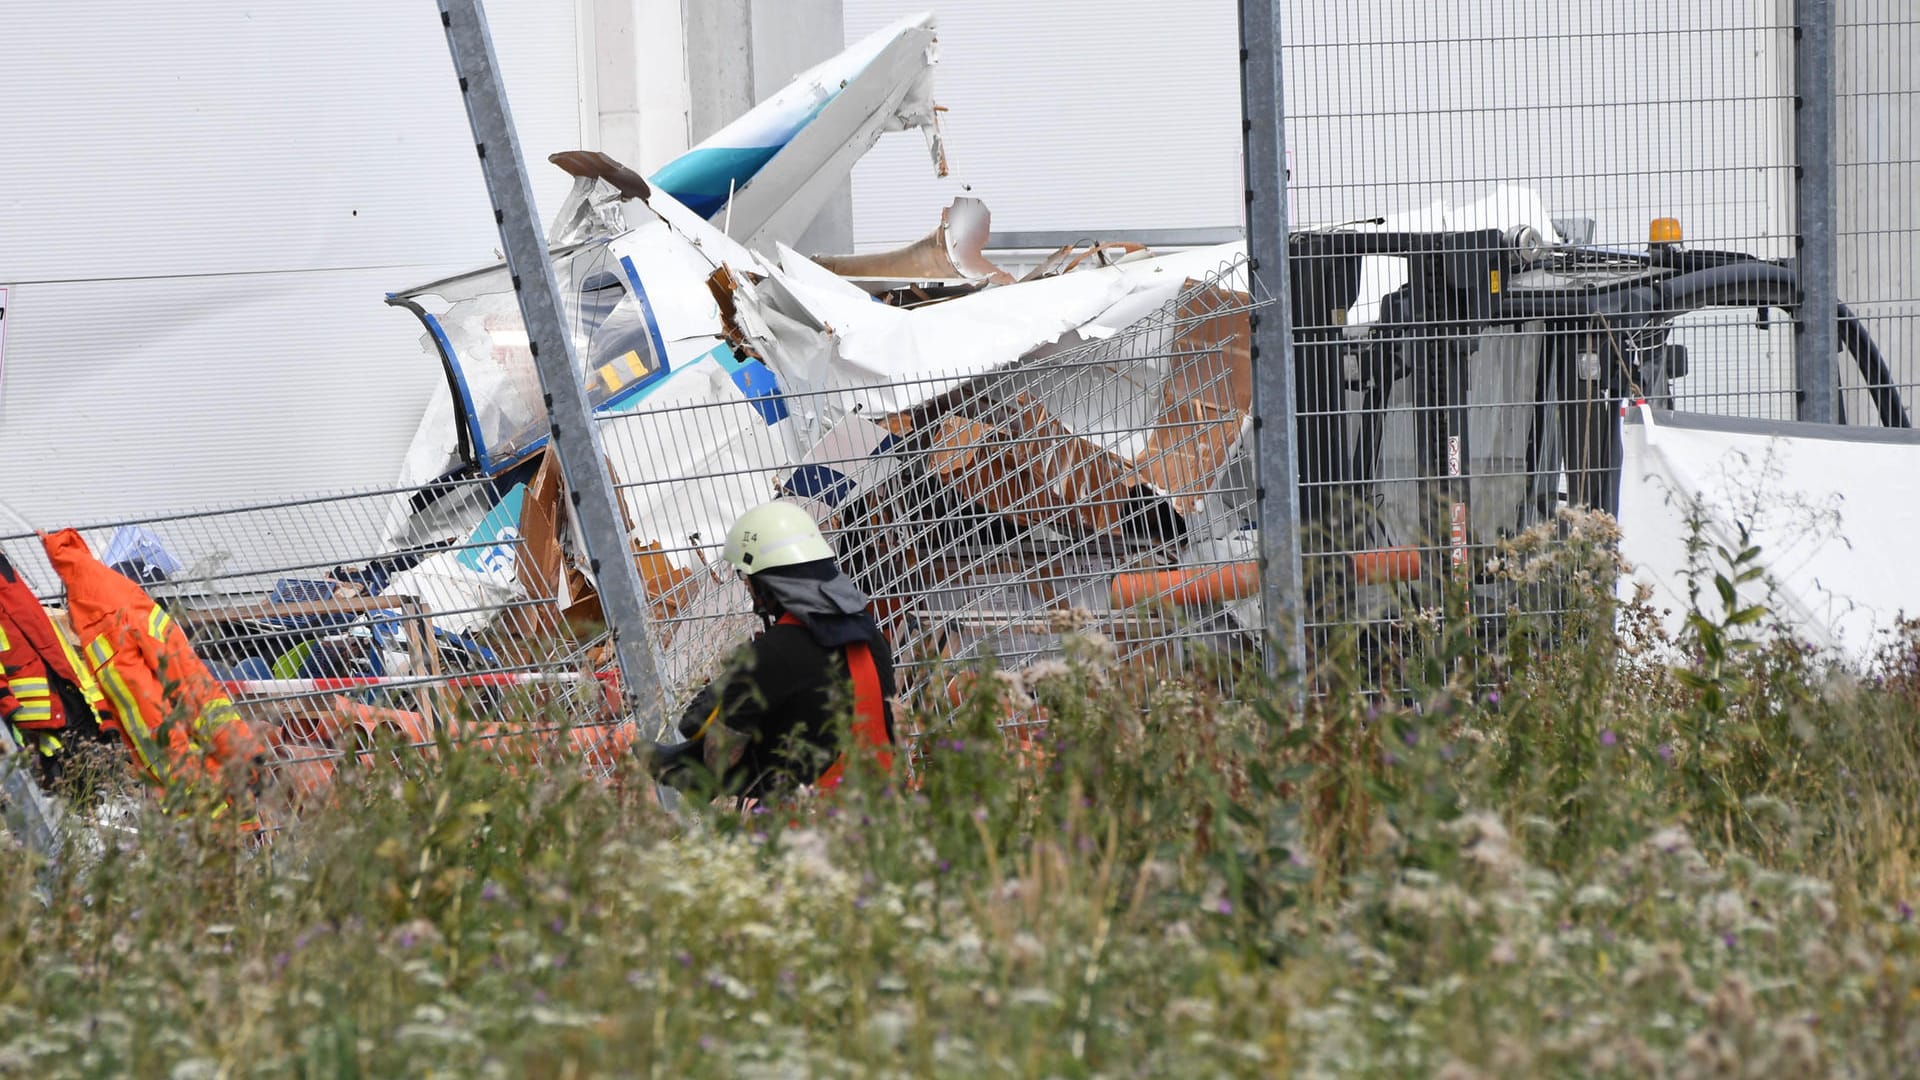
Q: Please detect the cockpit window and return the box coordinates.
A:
[395,242,661,471]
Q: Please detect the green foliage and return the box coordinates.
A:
[5,507,1920,1077]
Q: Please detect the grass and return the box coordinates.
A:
[5,508,1920,1077]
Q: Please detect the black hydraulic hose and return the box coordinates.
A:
[1656,264,1910,428]
[1838,302,1911,428]
[1503,261,1910,428]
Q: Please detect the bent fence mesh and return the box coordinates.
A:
[0,258,1267,821]
[599,257,1267,742]
[0,478,631,826]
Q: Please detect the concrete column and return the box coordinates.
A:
[683,0,852,253]
[584,0,691,173]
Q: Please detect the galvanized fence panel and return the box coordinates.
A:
[0,257,1269,825]
[595,257,1268,740]
[0,473,633,825]
[1836,0,1920,423]
[1270,1,1917,683]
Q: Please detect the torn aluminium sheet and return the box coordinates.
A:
[730,239,1248,428]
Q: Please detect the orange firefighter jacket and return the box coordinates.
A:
[41,529,263,790]
[0,552,106,740]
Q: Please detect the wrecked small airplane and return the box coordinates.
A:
[371,8,1919,711]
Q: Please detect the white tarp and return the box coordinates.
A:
[1618,408,1920,662]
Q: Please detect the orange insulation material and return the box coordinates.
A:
[1111,547,1422,607]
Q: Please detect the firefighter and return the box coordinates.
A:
[0,551,118,789]
[41,529,264,813]
[645,501,896,800]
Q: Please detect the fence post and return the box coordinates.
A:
[437,0,669,735]
[0,725,60,863]
[1794,0,1840,424]
[1237,0,1308,683]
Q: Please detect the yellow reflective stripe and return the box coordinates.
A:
[52,625,107,709]
[200,695,239,732]
[10,677,49,697]
[0,621,10,651]
[12,703,52,721]
[36,734,61,757]
[88,635,164,778]
[147,606,173,641]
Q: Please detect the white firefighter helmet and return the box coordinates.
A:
[721,501,834,575]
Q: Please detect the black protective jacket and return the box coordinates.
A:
[650,560,895,799]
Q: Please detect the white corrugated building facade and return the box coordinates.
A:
[3,1,1912,545]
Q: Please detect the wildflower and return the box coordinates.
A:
[388,919,441,952]
[1900,901,1914,922]
[1018,659,1072,693]
[1647,826,1692,854]
[1402,728,1418,747]
[273,952,290,971]
[1047,607,1095,633]
[1485,691,1501,707]
[676,951,693,968]
[1215,898,1234,916]
[1702,890,1746,932]
[1707,973,1756,1028]
[990,670,1035,710]
[1802,940,1840,982]
[1657,743,1675,765]
[1451,812,1521,879]
[1599,729,1616,747]
[1777,1021,1820,1070]
[480,881,502,903]
[1682,1030,1729,1074]
[550,917,566,934]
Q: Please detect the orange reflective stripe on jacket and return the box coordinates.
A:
[775,613,894,791]
[42,528,262,785]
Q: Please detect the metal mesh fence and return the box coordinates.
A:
[1837,0,1920,422]
[0,257,1266,820]
[597,257,1266,739]
[0,473,632,824]
[7,4,1914,833]
[1276,0,1918,680]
